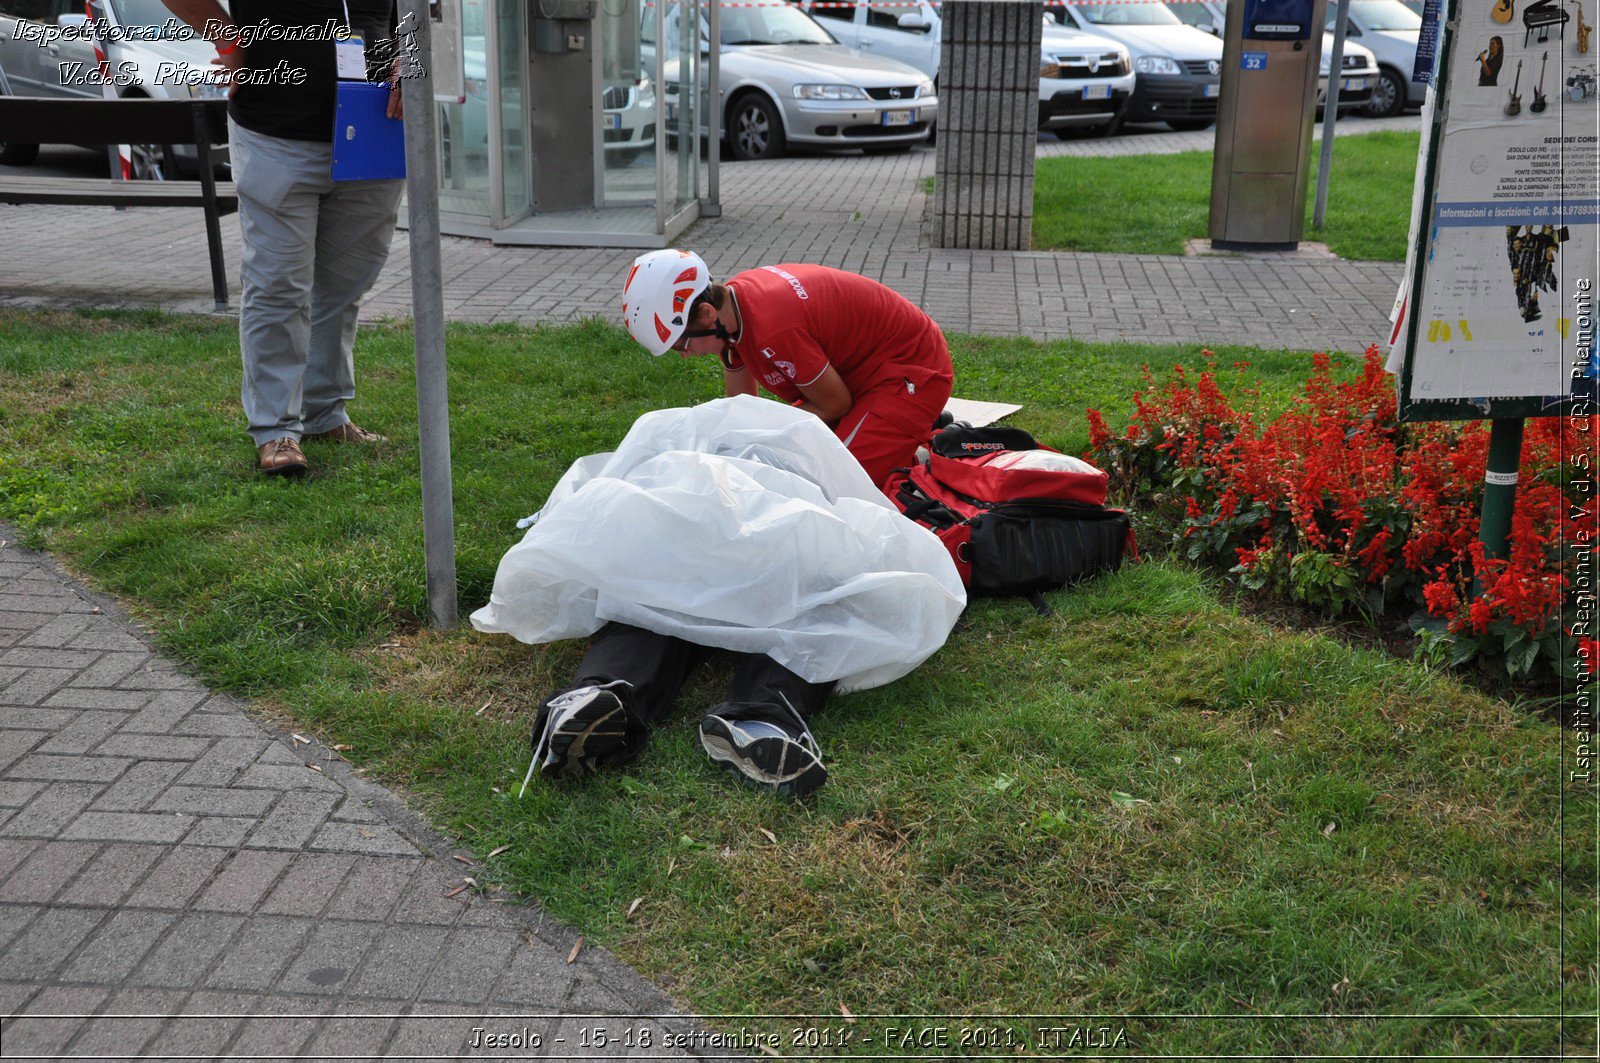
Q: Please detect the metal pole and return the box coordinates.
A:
[655,0,668,235]
[398,0,459,629]
[484,0,505,228]
[704,0,721,216]
[1473,417,1526,595]
[1313,0,1351,230]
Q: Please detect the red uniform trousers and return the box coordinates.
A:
[833,372,953,489]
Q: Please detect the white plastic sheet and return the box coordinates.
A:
[470,396,966,693]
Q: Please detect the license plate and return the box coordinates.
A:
[1341,77,1367,90]
[609,113,623,130]
[881,109,914,127]
[1204,82,1221,98]
[665,104,676,122]
[1081,84,1111,100]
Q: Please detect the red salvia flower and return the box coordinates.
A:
[1088,344,1587,679]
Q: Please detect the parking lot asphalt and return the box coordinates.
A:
[0,114,1418,354]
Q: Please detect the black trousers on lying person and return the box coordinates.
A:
[539,622,836,768]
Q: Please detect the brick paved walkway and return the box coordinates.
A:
[0,117,1417,355]
[0,528,702,1061]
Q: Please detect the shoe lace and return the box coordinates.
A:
[269,438,300,456]
[774,692,822,760]
[519,680,632,798]
[520,742,546,800]
[526,726,555,796]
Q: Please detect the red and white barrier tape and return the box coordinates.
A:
[646,2,1139,8]
[84,1,134,180]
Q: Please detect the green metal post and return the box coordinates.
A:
[1474,417,1526,594]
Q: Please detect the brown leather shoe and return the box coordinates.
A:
[258,436,308,477]
[305,422,386,444]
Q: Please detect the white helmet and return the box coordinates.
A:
[622,249,712,356]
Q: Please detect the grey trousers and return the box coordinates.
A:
[230,119,404,445]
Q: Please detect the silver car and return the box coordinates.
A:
[0,0,99,107]
[1329,0,1426,117]
[0,0,99,163]
[0,0,228,176]
[660,2,937,161]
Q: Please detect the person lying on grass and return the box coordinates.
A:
[521,252,961,799]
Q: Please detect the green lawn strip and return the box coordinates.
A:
[1032,131,1419,262]
[0,310,1585,1055]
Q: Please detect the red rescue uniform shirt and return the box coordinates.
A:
[726,265,953,406]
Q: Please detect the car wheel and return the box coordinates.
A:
[1166,118,1214,131]
[727,93,785,161]
[0,138,39,165]
[1365,67,1406,118]
[129,142,179,181]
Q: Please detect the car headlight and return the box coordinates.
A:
[793,83,867,100]
[1134,56,1182,76]
[1040,60,1061,78]
[637,76,655,104]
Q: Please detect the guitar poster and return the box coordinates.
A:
[1394,0,1598,417]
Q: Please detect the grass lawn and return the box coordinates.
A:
[0,310,1590,1056]
[1033,130,1419,262]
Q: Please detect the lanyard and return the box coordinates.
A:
[335,1,367,80]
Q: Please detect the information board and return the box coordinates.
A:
[1392,0,1599,421]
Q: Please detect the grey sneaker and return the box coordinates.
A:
[522,684,630,792]
[699,697,826,798]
